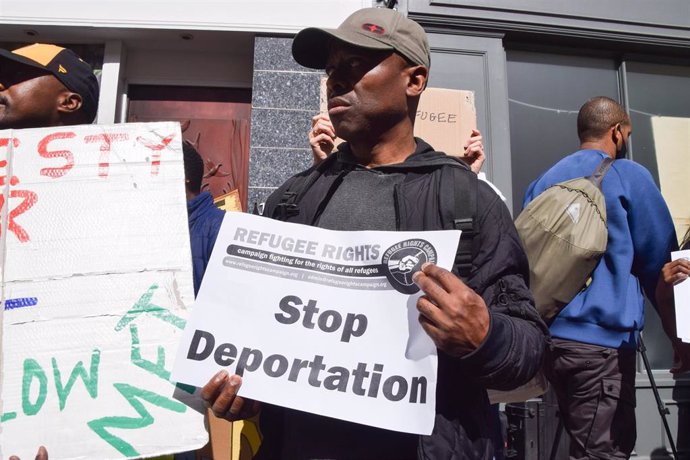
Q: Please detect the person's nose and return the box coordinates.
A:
[326,65,352,96]
[326,71,348,98]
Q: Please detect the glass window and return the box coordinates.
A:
[626,60,690,369]
[506,50,619,213]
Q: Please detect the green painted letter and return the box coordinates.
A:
[52,349,101,411]
[22,359,48,416]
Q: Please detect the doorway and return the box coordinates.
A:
[127,85,252,210]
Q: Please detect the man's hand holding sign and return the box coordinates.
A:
[201,371,260,422]
[413,263,491,357]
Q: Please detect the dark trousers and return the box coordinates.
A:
[545,338,637,460]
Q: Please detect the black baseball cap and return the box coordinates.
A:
[292,7,430,70]
[0,43,100,123]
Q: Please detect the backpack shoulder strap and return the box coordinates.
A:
[589,157,615,188]
[439,163,479,278]
[266,153,338,220]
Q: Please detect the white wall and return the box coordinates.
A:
[92,30,256,123]
[124,34,254,88]
[0,0,371,33]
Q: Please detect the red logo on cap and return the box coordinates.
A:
[362,23,385,35]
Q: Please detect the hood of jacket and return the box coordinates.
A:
[187,191,218,226]
[334,138,471,172]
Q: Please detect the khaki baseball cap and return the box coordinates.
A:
[292,7,430,70]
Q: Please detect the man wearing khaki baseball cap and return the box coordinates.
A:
[201,7,547,460]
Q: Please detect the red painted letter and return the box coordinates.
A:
[39,132,76,179]
[84,133,129,178]
[0,137,20,186]
[0,189,38,243]
[136,134,176,176]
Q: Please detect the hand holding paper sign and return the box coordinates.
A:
[658,253,690,373]
[413,263,490,356]
[201,370,261,421]
[661,258,690,286]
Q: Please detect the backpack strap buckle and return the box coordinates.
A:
[454,217,474,235]
[276,192,300,219]
[454,217,475,272]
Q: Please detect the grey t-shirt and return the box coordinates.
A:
[317,167,405,231]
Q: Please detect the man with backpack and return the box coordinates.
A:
[200,7,547,460]
[522,96,678,459]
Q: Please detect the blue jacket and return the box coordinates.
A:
[187,192,225,295]
[523,149,677,349]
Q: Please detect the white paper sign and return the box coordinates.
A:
[172,212,461,435]
[672,250,690,343]
[0,122,207,459]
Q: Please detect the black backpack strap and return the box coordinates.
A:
[439,164,479,278]
[262,174,300,219]
[268,153,338,220]
[589,157,615,188]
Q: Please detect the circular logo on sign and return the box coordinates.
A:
[381,239,437,294]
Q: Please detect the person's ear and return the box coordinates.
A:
[406,65,428,98]
[610,123,621,144]
[57,92,83,114]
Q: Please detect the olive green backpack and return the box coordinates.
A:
[515,157,614,323]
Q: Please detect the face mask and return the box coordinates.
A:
[616,126,628,159]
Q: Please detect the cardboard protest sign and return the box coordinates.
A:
[0,122,207,459]
[172,212,461,435]
[652,116,690,243]
[414,88,477,157]
[320,78,476,156]
[671,250,690,343]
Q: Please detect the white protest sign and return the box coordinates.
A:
[172,212,461,435]
[672,250,690,343]
[0,122,207,459]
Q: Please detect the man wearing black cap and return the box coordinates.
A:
[0,43,99,129]
[1,42,99,460]
[201,8,547,460]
